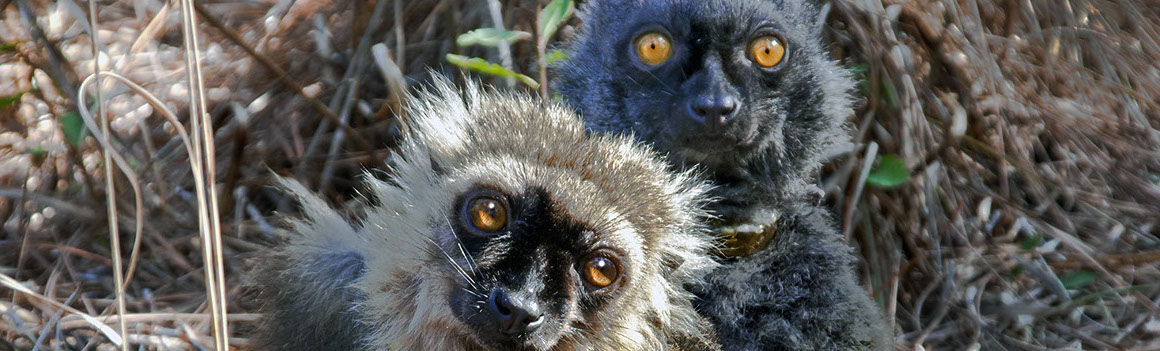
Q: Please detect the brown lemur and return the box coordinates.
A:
[554,0,892,349]
[248,77,725,350]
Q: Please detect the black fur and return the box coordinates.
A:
[555,0,892,349]
[247,247,370,350]
[694,204,889,350]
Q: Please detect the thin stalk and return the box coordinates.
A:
[179,0,229,348]
[487,0,515,88]
[85,0,128,349]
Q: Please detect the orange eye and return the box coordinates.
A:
[582,255,620,289]
[635,32,672,65]
[749,35,786,67]
[467,196,507,232]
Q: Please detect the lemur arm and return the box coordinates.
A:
[248,244,371,351]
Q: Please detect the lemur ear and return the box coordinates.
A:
[815,2,832,31]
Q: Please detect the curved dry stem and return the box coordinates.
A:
[76,71,203,292]
[76,74,146,295]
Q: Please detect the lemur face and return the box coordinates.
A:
[346,81,716,350]
[443,183,639,350]
[618,7,811,170]
[557,0,850,221]
[563,0,832,168]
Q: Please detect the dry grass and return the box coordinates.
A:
[0,0,1157,349]
[827,0,1160,349]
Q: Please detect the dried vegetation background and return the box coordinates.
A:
[0,0,1158,349]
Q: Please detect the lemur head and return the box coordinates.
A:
[556,0,854,223]
[282,78,717,350]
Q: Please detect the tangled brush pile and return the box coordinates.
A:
[0,0,1157,349]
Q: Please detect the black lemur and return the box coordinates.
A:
[555,0,893,349]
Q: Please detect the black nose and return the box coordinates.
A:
[687,95,740,130]
[487,289,544,335]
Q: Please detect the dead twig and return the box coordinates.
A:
[191,1,375,153]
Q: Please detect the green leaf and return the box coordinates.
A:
[59,111,87,148]
[880,75,900,110]
[457,28,532,47]
[0,42,18,53]
[1020,233,1042,251]
[544,50,569,66]
[0,92,24,109]
[866,154,909,188]
[26,147,47,158]
[847,63,868,77]
[538,0,574,46]
[859,79,871,97]
[445,54,539,89]
[26,147,48,166]
[847,64,870,95]
[1060,270,1097,290]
